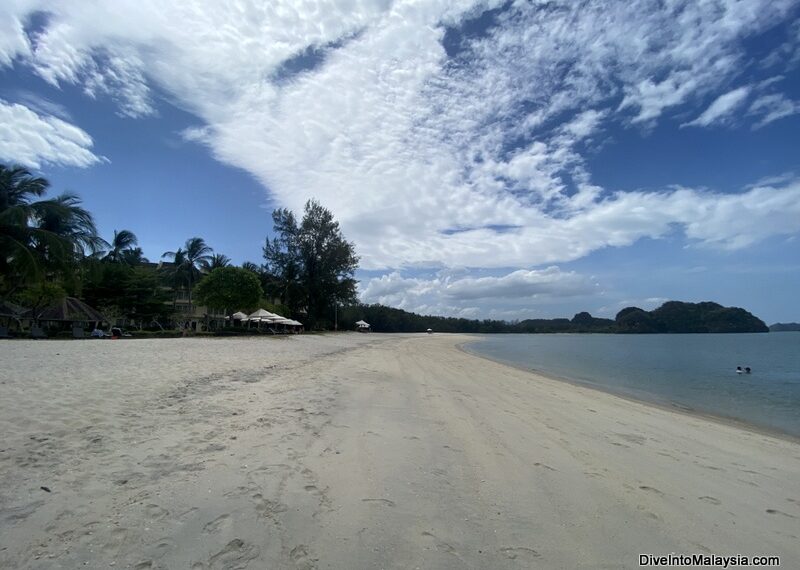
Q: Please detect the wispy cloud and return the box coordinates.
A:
[748,93,799,129]
[9,90,73,121]
[682,86,751,128]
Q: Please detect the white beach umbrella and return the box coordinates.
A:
[231,311,248,320]
[248,309,282,321]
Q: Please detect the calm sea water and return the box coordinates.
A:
[464,333,800,437]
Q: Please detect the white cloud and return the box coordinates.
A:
[0,0,798,272]
[748,93,799,129]
[0,0,35,66]
[442,267,597,300]
[0,98,102,168]
[682,86,751,128]
[680,182,800,249]
[359,266,599,318]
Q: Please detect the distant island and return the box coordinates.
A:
[341,301,769,334]
[769,322,800,332]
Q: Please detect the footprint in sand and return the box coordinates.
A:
[639,485,664,496]
[203,514,231,534]
[253,494,287,519]
[144,504,169,520]
[615,433,646,445]
[4,499,44,522]
[362,498,396,507]
[208,538,258,568]
[151,537,176,558]
[422,532,459,556]
[500,546,540,560]
[766,509,796,518]
[698,496,721,505]
[101,527,130,555]
[290,544,317,570]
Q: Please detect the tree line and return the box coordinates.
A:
[341,302,769,334]
[0,164,358,329]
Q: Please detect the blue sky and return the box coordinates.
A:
[1,1,799,323]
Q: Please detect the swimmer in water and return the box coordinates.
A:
[736,366,743,374]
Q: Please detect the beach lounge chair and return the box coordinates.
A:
[30,326,46,339]
[72,326,86,339]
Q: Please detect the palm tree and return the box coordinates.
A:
[241,261,261,274]
[1,164,101,293]
[1,165,49,283]
[35,192,105,257]
[206,253,231,271]
[162,237,213,310]
[103,229,139,263]
[120,247,148,266]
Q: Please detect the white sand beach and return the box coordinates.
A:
[1,334,798,569]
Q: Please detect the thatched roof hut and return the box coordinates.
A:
[30,297,106,324]
[0,300,26,318]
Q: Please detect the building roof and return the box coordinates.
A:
[0,299,27,317]
[31,297,106,323]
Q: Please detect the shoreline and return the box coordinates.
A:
[458,336,800,445]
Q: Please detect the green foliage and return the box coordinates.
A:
[82,262,172,326]
[207,253,231,270]
[193,267,263,314]
[1,164,101,293]
[263,199,358,327]
[16,281,66,318]
[700,306,769,333]
[616,301,768,333]
[615,306,660,333]
[569,312,615,331]
[161,237,214,290]
[339,304,510,333]
[102,229,140,263]
[340,301,767,334]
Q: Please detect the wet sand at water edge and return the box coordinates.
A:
[1,333,798,568]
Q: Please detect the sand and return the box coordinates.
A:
[1,333,798,569]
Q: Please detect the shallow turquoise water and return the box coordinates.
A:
[464,333,800,437]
